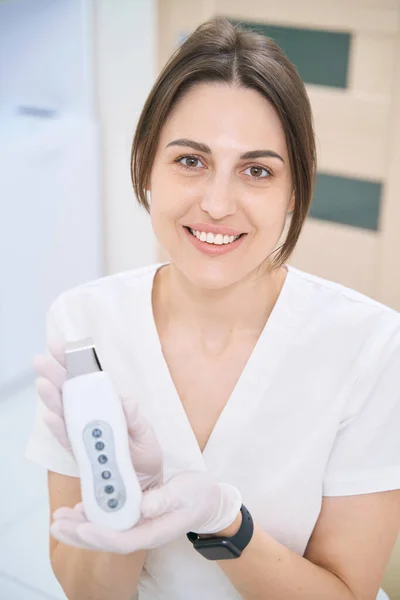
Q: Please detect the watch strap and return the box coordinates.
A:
[187,504,254,552]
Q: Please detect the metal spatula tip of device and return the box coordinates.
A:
[65,338,102,379]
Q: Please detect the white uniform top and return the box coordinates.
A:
[25,262,400,600]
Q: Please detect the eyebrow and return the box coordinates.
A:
[166,138,285,163]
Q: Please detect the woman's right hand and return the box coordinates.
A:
[33,343,164,491]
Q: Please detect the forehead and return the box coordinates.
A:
[159,82,288,157]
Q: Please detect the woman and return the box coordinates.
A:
[26,17,400,600]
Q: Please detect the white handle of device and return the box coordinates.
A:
[63,371,142,531]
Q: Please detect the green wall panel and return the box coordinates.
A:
[309,173,382,231]
[230,20,351,88]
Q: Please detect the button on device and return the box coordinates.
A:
[84,421,127,512]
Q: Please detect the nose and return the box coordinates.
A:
[199,173,237,220]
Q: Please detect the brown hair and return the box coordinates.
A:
[131,17,316,269]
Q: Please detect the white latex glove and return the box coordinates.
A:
[50,470,242,553]
[33,343,163,491]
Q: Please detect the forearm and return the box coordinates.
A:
[51,541,146,600]
[217,522,355,600]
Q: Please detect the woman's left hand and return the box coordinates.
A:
[50,471,242,554]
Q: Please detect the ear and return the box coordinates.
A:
[288,191,295,213]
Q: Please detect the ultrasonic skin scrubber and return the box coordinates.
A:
[63,338,142,530]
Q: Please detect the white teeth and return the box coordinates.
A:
[189,228,241,245]
[206,232,214,244]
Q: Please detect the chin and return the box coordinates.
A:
[174,257,249,291]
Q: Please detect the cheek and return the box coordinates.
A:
[149,201,169,242]
[150,198,187,233]
[149,192,185,245]
[148,179,200,252]
[244,193,289,234]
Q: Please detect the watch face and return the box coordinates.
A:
[194,538,242,560]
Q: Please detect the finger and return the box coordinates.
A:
[122,398,163,473]
[122,398,160,449]
[48,340,66,367]
[121,397,140,430]
[51,520,98,551]
[74,522,133,554]
[35,377,63,417]
[53,503,86,523]
[131,413,156,445]
[50,525,85,549]
[131,510,186,549]
[75,502,85,514]
[43,410,72,453]
[78,511,186,553]
[35,377,72,451]
[141,485,181,520]
[34,354,66,390]
[127,435,162,482]
[121,398,157,442]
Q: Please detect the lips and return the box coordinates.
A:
[183,224,247,256]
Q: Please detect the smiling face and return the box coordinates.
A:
[149,83,295,289]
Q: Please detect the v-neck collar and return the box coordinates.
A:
[131,262,309,479]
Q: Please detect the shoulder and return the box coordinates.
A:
[47,262,164,325]
[288,264,400,329]
[287,265,400,366]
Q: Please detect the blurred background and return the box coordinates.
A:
[1,0,399,598]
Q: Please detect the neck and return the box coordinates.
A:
[153,262,288,355]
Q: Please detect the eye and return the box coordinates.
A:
[175,155,205,169]
[243,165,271,180]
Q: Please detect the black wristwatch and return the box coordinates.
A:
[186,505,254,560]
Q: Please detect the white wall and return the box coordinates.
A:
[0,0,102,393]
[0,0,95,121]
[0,0,159,394]
[93,0,158,274]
